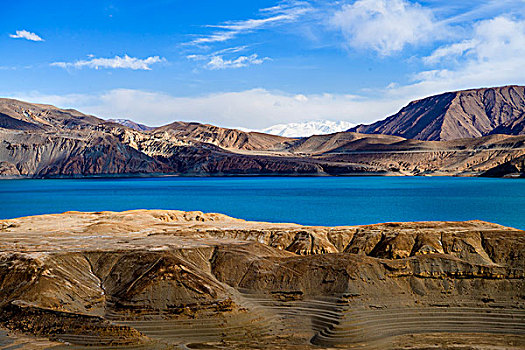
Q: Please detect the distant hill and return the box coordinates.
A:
[107,119,154,131]
[261,120,355,137]
[349,85,525,141]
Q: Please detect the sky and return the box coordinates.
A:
[1,0,525,128]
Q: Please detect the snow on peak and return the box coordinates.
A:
[260,120,355,137]
[107,118,153,131]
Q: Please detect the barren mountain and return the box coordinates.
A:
[350,85,525,141]
[1,94,525,177]
[0,210,523,349]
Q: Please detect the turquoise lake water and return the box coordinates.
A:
[1,177,524,229]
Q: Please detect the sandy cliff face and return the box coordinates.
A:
[350,85,525,141]
[0,210,523,349]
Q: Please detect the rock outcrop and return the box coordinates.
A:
[349,85,525,141]
[0,210,523,349]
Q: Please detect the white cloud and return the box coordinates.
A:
[191,32,237,45]
[211,45,249,55]
[330,0,445,56]
[443,0,525,24]
[294,94,308,102]
[187,47,270,70]
[259,1,311,15]
[51,55,165,70]
[189,2,310,45]
[9,30,44,42]
[207,54,270,70]
[391,16,525,98]
[9,88,406,129]
[422,40,476,65]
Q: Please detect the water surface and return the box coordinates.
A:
[1,177,524,229]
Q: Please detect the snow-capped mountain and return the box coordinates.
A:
[260,120,355,137]
[107,119,154,131]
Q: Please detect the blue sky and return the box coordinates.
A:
[1,0,525,128]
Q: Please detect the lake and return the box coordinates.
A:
[1,176,524,229]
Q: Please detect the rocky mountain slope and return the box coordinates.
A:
[1,93,525,178]
[349,85,525,141]
[0,210,523,349]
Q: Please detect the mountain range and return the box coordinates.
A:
[112,120,357,138]
[0,85,524,178]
